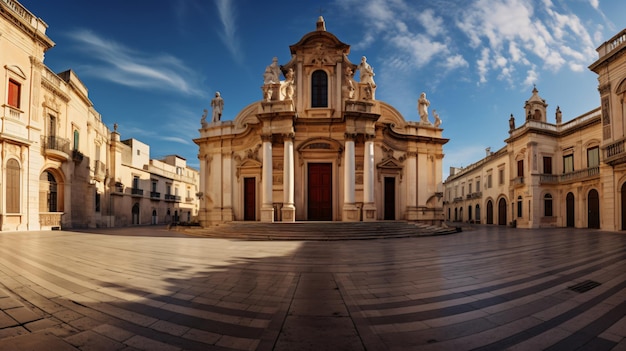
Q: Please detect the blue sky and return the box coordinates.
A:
[20,0,625,178]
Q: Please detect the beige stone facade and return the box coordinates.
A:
[0,0,199,230]
[444,28,626,231]
[194,18,448,225]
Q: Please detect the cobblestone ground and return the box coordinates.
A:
[0,225,625,350]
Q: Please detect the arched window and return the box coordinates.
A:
[311,70,328,107]
[40,171,58,212]
[544,193,553,217]
[6,159,20,213]
[517,196,523,218]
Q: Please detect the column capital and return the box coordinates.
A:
[364,134,376,141]
[344,132,358,141]
[261,134,273,143]
[282,132,295,141]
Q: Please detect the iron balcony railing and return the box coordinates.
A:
[165,194,181,202]
[131,188,143,196]
[41,136,70,154]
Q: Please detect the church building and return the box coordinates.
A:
[194,17,448,225]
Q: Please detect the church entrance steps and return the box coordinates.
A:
[180,221,459,241]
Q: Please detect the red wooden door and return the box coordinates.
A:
[308,163,332,221]
[244,178,256,221]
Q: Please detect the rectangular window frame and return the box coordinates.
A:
[587,147,599,168]
[543,156,552,174]
[8,79,21,109]
[563,154,574,173]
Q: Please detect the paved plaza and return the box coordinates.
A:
[0,225,624,350]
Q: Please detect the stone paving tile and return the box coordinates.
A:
[124,335,181,351]
[0,331,77,350]
[24,317,62,332]
[65,330,126,351]
[5,306,41,324]
[92,323,135,342]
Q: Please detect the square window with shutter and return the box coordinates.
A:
[8,79,21,108]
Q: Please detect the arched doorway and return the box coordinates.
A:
[498,198,507,226]
[588,189,600,229]
[39,170,59,212]
[486,200,493,224]
[132,203,140,225]
[622,183,626,230]
[152,209,157,225]
[475,204,481,223]
[566,192,575,227]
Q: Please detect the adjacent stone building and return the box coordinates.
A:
[0,0,198,230]
[194,17,448,225]
[443,28,626,231]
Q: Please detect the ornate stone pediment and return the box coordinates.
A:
[376,151,404,182]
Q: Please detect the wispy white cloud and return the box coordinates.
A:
[442,54,469,71]
[455,0,597,87]
[215,0,243,64]
[66,29,204,96]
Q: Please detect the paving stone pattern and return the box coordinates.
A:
[0,225,624,350]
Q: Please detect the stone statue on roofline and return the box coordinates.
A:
[555,106,562,124]
[357,56,376,87]
[281,68,296,100]
[263,57,281,85]
[343,66,355,99]
[433,109,442,127]
[201,109,208,128]
[418,92,430,124]
[211,92,224,122]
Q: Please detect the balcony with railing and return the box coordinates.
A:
[165,194,181,202]
[512,177,524,187]
[559,166,600,183]
[41,136,70,161]
[603,139,626,166]
[537,166,600,184]
[150,192,161,199]
[130,188,144,197]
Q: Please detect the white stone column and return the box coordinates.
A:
[362,136,377,221]
[261,135,274,222]
[343,134,358,221]
[344,138,355,204]
[221,151,234,221]
[405,151,418,220]
[282,134,295,222]
[198,154,208,226]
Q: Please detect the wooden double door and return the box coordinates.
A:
[308,163,332,221]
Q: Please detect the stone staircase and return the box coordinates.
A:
[180,221,460,241]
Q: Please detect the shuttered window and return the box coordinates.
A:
[6,159,20,213]
[8,79,20,108]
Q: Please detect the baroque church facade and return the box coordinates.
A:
[194,17,448,225]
